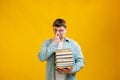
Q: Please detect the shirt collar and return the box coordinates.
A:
[65,37,70,42]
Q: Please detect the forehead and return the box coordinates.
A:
[53,26,66,30]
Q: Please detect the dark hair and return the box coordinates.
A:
[53,18,67,28]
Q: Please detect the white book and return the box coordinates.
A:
[54,49,72,53]
[55,52,72,56]
[56,63,73,67]
[56,55,73,58]
[55,58,73,63]
[56,61,74,64]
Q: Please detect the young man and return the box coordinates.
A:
[38,18,85,80]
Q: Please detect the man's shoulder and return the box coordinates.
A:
[67,37,77,43]
[43,38,52,43]
[67,37,81,47]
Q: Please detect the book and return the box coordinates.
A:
[55,55,73,58]
[55,58,73,63]
[56,61,73,64]
[56,62,74,67]
[54,49,72,53]
[55,52,72,56]
[54,49,74,69]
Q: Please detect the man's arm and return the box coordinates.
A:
[38,33,60,62]
[71,42,85,74]
[38,40,58,62]
[56,41,85,74]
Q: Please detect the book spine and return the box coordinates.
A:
[56,63,74,67]
[55,52,72,55]
[55,58,73,62]
[56,55,73,58]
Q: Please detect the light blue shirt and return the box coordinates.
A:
[38,37,85,80]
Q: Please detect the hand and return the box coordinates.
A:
[52,33,60,44]
[57,67,72,74]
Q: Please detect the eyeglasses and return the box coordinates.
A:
[53,29,65,32]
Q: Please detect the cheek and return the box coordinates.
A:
[62,32,66,35]
[60,33,63,35]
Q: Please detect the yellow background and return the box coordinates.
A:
[0,0,120,80]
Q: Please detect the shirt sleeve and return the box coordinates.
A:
[38,40,58,62]
[71,42,85,74]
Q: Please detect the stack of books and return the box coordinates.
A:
[54,49,74,69]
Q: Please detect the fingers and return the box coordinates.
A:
[56,68,63,73]
[52,32,60,44]
[66,67,72,70]
[57,68,72,74]
[55,32,59,37]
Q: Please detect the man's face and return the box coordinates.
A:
[53,26,67,39]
